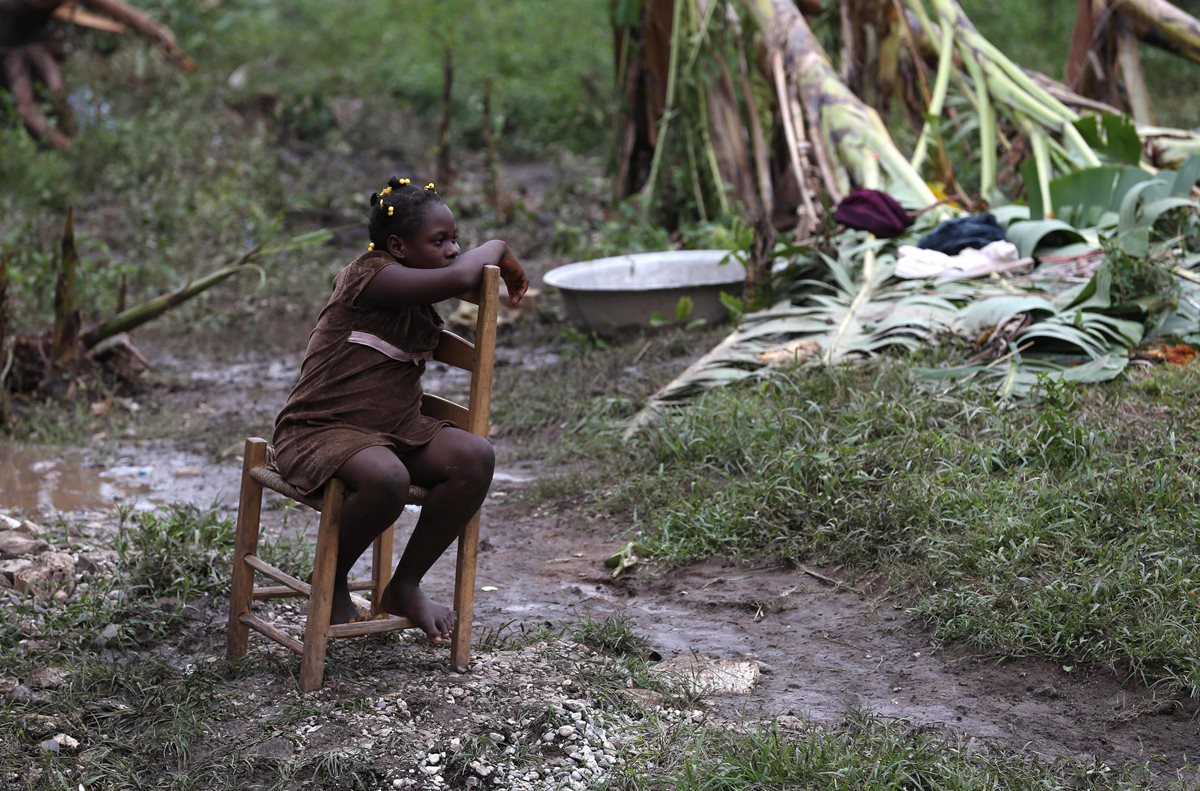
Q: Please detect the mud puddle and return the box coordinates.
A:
[0,441,232,515]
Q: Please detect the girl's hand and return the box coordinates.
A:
[498,245,529,308]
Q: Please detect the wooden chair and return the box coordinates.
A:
[226,265,500,692]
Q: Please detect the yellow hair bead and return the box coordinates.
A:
[387,206,394,216]
[380,186,392,196]
[368,242,375,251]
[399,178,411,186]
[425,182,435,191]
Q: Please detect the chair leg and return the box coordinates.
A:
[451,510,482,673]
[300,478,345,692]
[227,438,268,660]
[370,526,394,618]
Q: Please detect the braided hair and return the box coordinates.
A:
[368,177,443,250]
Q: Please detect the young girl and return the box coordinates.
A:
[272,176,528,643]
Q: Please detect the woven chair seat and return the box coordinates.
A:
[249,446,428,511]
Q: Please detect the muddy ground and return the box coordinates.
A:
[4,279,1198,782]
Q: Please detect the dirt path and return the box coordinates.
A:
[4,347,1197,775]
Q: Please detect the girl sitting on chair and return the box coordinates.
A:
[272,177,528,642]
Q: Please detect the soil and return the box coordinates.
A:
[3,277,1198,779]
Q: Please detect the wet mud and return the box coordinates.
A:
[2,343,1197,775]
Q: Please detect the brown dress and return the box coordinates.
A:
[272,251,452,495]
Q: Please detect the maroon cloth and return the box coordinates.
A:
[272,251,452,495]
[833,189,914,238]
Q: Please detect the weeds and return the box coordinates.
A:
[478,619,564,652]
[606,710,1166,789]
[115,503,235,602]
[573,612,649,658]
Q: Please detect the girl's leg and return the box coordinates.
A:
[382,428,495,643]
[330,445,412,624]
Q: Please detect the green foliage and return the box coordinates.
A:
[2,85,286,331]
[115,503,235,601]
[612,712,1159,789]
[588,360,1200,694]
[157,0,611,156]
[572,612,649,657]
[0,0,612,337]
[1073,113,1142,167]
[1101,237,1180,317]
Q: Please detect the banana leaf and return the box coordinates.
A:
[1072,113,1142,167]
[917,353,1129,398]
[1005,219,1090,258]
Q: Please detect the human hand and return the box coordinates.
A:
[498,244,528,308]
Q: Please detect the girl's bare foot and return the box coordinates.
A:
[381,580,455,643]
[328,582,360,625]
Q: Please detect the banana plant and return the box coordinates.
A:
[630,158,1200,424]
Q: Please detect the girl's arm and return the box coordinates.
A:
[358,240,528,309]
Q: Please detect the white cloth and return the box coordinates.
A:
[894,240,1023,280]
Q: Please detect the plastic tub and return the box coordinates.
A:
[542,250,743,335]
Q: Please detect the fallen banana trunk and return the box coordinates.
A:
[1118,0,1200,65]
[740,0,937,205]
[79,263,259,350]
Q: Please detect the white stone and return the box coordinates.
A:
[52,733,79,751]
[650,655,761,696]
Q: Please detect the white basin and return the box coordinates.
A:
[543,250,743,335]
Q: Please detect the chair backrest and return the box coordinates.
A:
[419,264,500,439]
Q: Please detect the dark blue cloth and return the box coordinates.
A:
[916,213,1006,256]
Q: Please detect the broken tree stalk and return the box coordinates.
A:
[79,228,332,349]
[742,0,936,204]
[52,208,79,363]
[79,263,259,349]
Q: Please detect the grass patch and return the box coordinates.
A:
[115,503,235,601]
[607,711,1169,790]
[490,324,729,461]
[0,504,238,789]
[564,359,1200,695]
[1,504,234,675]
[573,612,649,658]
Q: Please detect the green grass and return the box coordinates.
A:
[0,504,234,789]
[605,711,1176,790]
[503,342,1200,697]
[584,359,1200,695]
[158,0,612,157]
[491,324,730,461]
[0,504,233,673]
[573,612,650,658]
